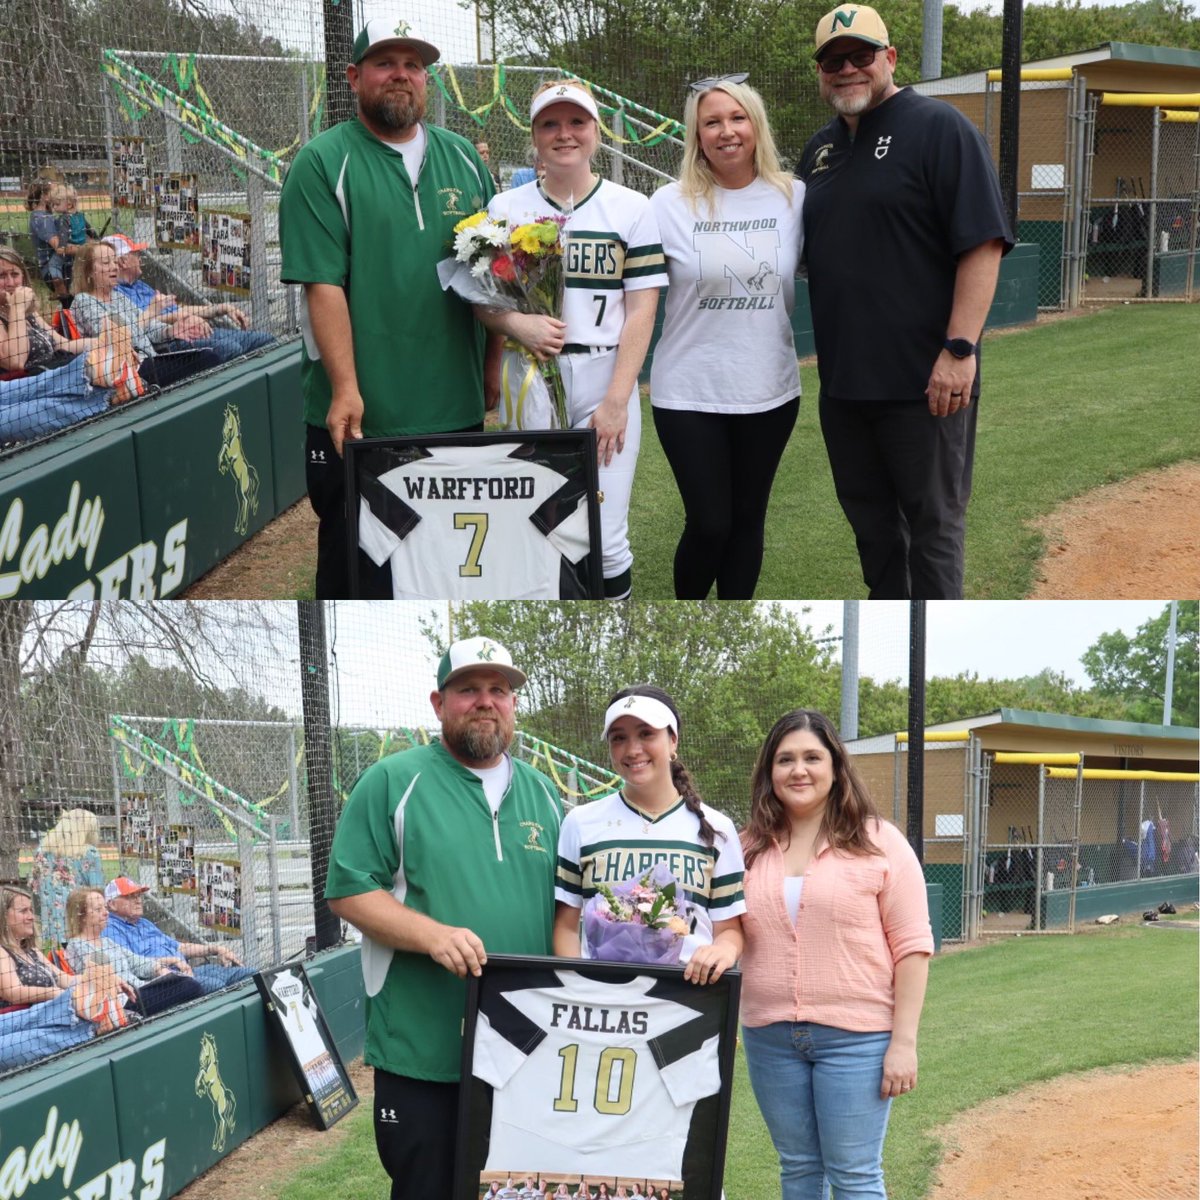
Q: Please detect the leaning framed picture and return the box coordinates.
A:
[254,963,358,1129]
[344,430,603,599]
[454,954,741,1200]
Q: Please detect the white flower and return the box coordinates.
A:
[454,229,480,261]
[480,221,509,248]
[469,258,492,279]
[636,901,653,914]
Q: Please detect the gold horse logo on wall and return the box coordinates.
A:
[218,402,261,536]
[195,1031,238,1152]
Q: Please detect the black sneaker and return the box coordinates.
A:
[1158,902,1177,915]
[1142,910,1160,922]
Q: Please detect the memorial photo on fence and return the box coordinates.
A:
[156,822,196,892]
[255,963,358,1129]
[118,792,156,858]
[112,137,151,208]
[202,210,252,295]
[344,431,603,599]
[455,955,740,1200]
[154,171,200,249]
[198,857,242,933]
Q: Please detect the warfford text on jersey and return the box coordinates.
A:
[400,475,537,501]
[550,1003,650,1035]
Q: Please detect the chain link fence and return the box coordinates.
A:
[971,757,1199,936]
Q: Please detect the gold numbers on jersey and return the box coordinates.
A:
[453,512,488,577]
[552,1043,637,1116]
[594,1047,636,1114]
[554,1043,579,1112]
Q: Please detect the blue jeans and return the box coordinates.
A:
[192,963,256,994]
[0,991,93,1071]
[0,355,111,441]
[741,1022,894,1200]
[158,328,275,365]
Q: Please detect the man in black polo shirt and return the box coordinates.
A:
[799,4,1012,599]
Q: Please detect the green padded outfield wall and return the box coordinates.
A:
[0,344,303,599]
[0,944,365,1200]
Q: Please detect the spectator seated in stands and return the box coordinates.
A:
[0,885,135,1072]
[64,886,204,1017]
[1,247,99,376]
[27,181,72,304]
[0,323,144,444]
[103,877,254,995]
[70,241,221,390]
[106,233,275,363]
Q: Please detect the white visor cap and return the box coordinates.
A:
[602,694,678,739]
[530,83,600,124]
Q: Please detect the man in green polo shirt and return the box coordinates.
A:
[279,17,500,598]
[326,636,561,1200]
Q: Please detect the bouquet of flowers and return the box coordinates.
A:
[437,210,569,430]
[582,863,693,966]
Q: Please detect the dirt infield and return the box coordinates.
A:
[1029,462,1200,600]
[928,1060,1198,1200]
[176,1059,1198,1199]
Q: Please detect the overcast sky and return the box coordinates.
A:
[350,0,1147,65]
[321,600,1176,729]
[781,600,1172,685]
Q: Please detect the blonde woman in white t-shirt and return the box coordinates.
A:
[649,77,804,599]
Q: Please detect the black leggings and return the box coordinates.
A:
[653,396,799,599]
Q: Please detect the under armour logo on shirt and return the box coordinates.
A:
[379,1107,398,1122]
[875,136,892,160]
[310,449,326,463]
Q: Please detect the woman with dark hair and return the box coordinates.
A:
[553,685,744,983]
[738,709,933,1200]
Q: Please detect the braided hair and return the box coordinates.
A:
[606,684,722,849]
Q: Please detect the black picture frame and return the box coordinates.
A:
[254,963,358,1130]
[454,954,741,1200]
[344,430,603,599]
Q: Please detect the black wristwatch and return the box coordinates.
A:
[943,337,976,359]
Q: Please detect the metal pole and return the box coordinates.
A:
[298,601,341,950]
[1068,761,1083,933]
[893,738,902,824]
[1035,766,1045,932]
[267,812,282,962]
[1146,108,1161,299]
[1136,780,1145,880]
[998,0,1025,236]
[247,172,268,329]
[920,0,944,82]
[1163,600,1179,726]
[840,600,860,740]
[906,601,927,864]
[322,0,355,129]
[287,725,301,838]
[1067,75,1089,309]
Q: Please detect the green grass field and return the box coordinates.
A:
[631,303,1199,599]
[269,926,1198,1200]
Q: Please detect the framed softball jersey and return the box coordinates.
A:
[344,431,603,599]
[454,955,741,1200]
[254,964,358,1129]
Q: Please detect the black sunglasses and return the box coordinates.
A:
[688,72,750,92]
[818,45,887,73]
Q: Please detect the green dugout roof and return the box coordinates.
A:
[990,707,1199,743]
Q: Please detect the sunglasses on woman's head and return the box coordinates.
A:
[818,46,886,73]
[688,72,750,91]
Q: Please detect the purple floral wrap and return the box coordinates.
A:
[581,864,693,966]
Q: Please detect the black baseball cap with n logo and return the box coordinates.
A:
[813,4,890,59]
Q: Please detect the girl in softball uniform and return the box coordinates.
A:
[476,81,667,599]
[553,684,745,983]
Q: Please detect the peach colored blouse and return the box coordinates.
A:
[740,818,934,1032]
